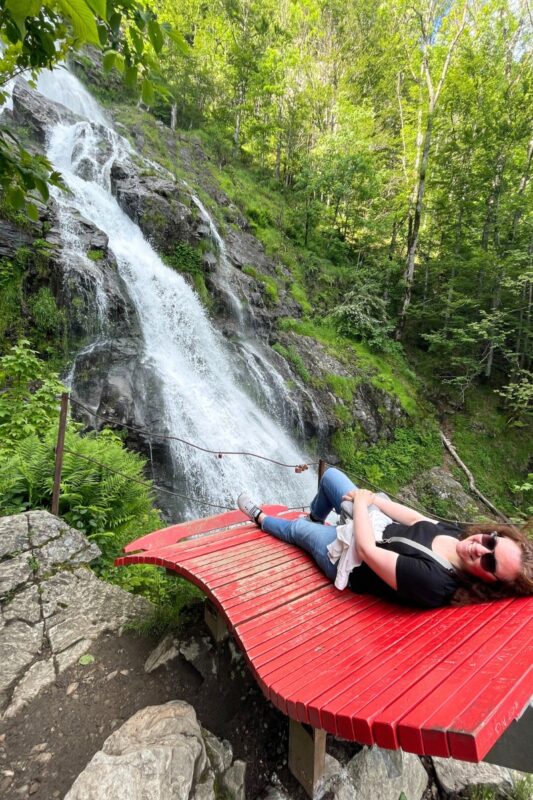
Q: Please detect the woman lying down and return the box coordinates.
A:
[237,467,533,608]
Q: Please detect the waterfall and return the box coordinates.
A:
[35,68,317,515]
[190,193,246,326]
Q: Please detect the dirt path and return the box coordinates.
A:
[0,606,313,800]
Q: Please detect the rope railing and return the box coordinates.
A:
[52,392,494,527]
[61,447,235,511]
[69,397,317,473]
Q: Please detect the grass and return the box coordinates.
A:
[242,265,280,305]
[333,422,443,495]
[451,388,533,518]
[277,318,421,416]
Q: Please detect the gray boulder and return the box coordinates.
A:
[64,701,246,800]
[432,756,529,796]
[0,511,151,719]
[346,745,428,800]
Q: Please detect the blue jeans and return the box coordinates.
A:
[261,467,356,581]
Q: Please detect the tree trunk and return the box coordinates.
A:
[481,151,506,250]
[511,134,533,240]
[396,112,434,337]
[170,103,177,131]
[484,277,502,379]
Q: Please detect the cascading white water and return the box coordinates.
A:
[36,68,317,512]
[189,194,328,437]
[191,194,246,326]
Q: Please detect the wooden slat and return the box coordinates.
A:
[123,505,288,552]
[115,510,533,762]
[396,600,528,756]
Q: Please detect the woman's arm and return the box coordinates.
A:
[351,490,399,590]
[343,488,435,526]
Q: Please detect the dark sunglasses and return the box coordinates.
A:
[480,532,499,574]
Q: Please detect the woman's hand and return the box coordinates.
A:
[343,488,376,507]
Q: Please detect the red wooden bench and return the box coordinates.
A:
[115,507,533,794]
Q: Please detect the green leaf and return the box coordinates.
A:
[78,653,95,665]
[124,64,138,89]
[96,22,108,45]
[130,27,144,56]
[4,0,37,37]
[57,0,100,45]
[113,52,125,73]
[7,186,25,210]
[6,0,40,13]
[141,78,154,106]
[164,26,190,56]
[109,12,121,35]
[33,177,49,201]
[102,50,116,72]
[84,0,106,21]
[147,20,164,54]
[26,203,39,221]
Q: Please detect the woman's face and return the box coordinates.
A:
[456,533,522,583]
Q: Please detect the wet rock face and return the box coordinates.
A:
[11,79,80,143]
[273,330,405,450]
[0,512,151,720]
[68,336,177,515]
[110,163,196,255]
[63,701,246,800]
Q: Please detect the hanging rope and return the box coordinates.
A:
[69,397,315,473]
[60,393,496,526]
[62,448,234,511]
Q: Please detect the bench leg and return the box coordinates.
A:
[288,719,326,797]
[204,599,228,642]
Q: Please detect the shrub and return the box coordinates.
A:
[30,287,66,336]
[165,243,204,276]
[0,340,65,449]
[331,285,398,353]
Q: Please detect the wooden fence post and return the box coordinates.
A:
[318,459,327,488]
[51,392,69,516]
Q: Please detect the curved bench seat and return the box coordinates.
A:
[116,508,533,769]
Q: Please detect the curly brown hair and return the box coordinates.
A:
[451,521,533,604]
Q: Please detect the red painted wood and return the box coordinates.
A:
[397,600,527,756]
[115,510,533,762]
[368,603,503,751]
[123,504,288,552]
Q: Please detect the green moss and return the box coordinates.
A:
[192,274,212,310]
[333,403,352,425]
[325,374,357,403]
[164,243,204,276]
[87,249,104,261]
[272,342,310,382]
[243,266,279,305]
[242,265,258,279]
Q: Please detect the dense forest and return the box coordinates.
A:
[158,0,532,397]
[0,0,532,603]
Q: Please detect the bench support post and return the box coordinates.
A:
[204,599,228,642]
[288,719,326,797]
